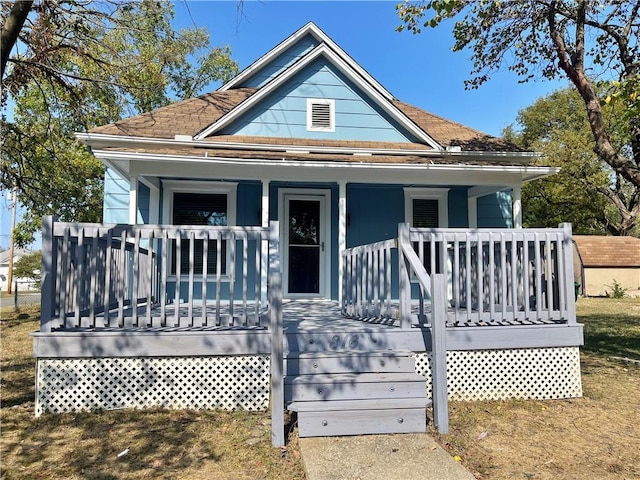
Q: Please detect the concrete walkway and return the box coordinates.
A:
[299,433,476,480]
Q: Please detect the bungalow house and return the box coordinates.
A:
[34,23,583,444]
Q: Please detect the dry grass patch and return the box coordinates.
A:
[432,296,640,480]
[1,307,305,480]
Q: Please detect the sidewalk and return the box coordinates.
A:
[298,433,476,480]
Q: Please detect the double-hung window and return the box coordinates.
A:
[404,188,449,274]
[163,181,237,277]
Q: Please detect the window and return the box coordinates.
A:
[307,98,335,132]
[162,181,237,277]
[404,188,449,274]
[172,193,228,275]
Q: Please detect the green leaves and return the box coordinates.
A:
[1,0,239,245]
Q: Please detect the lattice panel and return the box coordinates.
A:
[414,347,582,401]
[36,356,270,416]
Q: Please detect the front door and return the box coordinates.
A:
[282,191,329,297]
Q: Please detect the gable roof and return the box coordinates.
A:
[218,22,394,101]
[83,22,528,159]
[194,43,441,148]
[573,235,640,268]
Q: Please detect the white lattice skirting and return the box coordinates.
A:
[35,356,270,416]
[414,347,582,401]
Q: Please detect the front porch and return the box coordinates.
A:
[33,218,584,442]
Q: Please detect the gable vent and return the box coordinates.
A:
[307,98,335,132]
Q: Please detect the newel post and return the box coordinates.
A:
[559,223,577,325]
[40,216,57,333]
[268,220,285,447]
[398,223,411,329]
[431,273,449,434]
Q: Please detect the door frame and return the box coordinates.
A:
[278,188,331,298]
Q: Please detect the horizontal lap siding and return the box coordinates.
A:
[224,58,416,142]
[240,34,319,88]
[477,191,512,228]
[103,168,129,224]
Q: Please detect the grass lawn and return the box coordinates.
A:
[0,305,306,480]
[434,297,640,480]
[2,298,639,479]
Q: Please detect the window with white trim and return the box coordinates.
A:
[404,188,449,273]
[162,181,237,277]
[307,98,335,132]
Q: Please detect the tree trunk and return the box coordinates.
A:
[1,0,33,79]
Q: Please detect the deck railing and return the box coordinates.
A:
[341,223,576,328]
[341,239,397,322]
[40,217,280,331]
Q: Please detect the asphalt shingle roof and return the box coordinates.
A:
[89,88,519,153]
[573,235,640,268]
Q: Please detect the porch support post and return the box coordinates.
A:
[512,185,522,228]
[431,273,449,434]
[128,175,139,225]
[338,180,347,305]
[261,179,270,305]
[467,195,477,228]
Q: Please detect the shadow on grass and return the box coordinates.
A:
[579,310,640,360]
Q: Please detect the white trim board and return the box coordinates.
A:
[278,188,332,299]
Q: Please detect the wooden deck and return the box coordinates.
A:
[49,298,567,333]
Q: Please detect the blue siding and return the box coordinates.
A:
[448,188,469,228]
[223,57,417,143]
[138,183,150,224]
[103,168,129,224]
[237,182,262,226]
[240,34,319,88]
[346,185,404,247]
[477,191,513,228]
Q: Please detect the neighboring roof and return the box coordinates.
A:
[0,248,32,266]
[573,236,640,268]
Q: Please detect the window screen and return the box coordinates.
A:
[412,198,439,228]
[171,193,228,275]
[412,198,441,273]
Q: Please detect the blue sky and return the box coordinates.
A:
[1,1,569,249]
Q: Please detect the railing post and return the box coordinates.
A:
[40,216,56,332]
[559,223,576,324]
[431,273,449,434]
[268,220,285,447]
[398,223,412,329]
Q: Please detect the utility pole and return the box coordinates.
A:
[7,189,17,294]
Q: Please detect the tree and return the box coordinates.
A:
[1,0,238,245]
[504,87,638,235]
[397,1,639,207]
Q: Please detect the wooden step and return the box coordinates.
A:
[285,372,427,402]
[288,397,429,412]
[295,407,427,437]
[285,350,415,375]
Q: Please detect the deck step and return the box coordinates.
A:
[285,372,426,402]
[288,397,429,412]
[285,350,415,375]
[295,407,427,437]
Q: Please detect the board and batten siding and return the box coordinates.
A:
[239,33,320,89]
[476,191,512,228]
[222,57,417,143]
